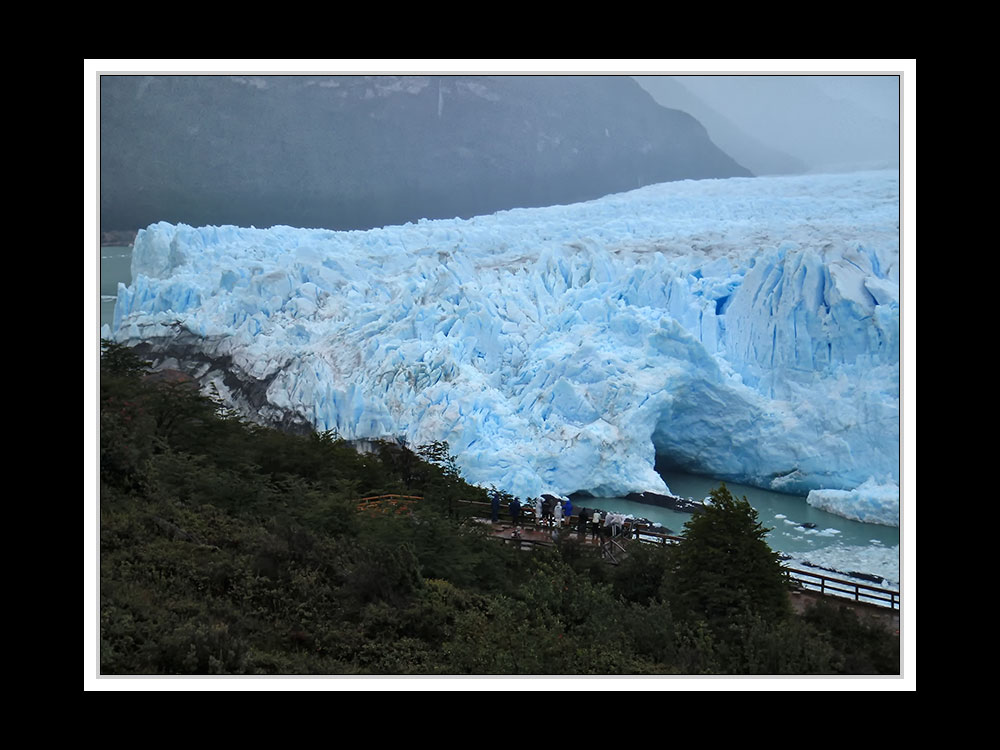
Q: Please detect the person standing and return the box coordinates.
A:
[553,499,564,528]
[509,496,521,530]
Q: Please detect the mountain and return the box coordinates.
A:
[663,76,900,174]
[633,76,808,176]
[100,75,751,232]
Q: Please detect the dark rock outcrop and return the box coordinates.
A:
[130,327,314,435]
[625,490,705,513]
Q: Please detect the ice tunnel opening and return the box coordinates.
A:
[646,389,763,499]
[649,414,721,492]
[650,444,725,496]
[653,451,699,477]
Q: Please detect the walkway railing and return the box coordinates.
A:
[495,531,628,565]
[785,567,899,610]
[357,494,425,503]
[356,494,424,514]
[623,521,684,545]
[357,495,900,610]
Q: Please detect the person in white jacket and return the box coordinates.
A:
[553,499,564,527]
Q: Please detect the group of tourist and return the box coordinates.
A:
[491,492,626,541]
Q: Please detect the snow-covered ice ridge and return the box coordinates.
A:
[110,170,900,525]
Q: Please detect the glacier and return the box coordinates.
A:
[108,170,901,525]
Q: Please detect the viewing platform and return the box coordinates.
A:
[357,494,901,621]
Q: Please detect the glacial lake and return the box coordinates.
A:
[101,245,132,330]
[580,470,899,553]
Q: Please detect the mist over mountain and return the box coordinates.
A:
[100,75,752,233]
[634,76,899,176]
[633,76,807,176]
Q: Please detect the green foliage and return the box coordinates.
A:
[99,373,898,676]
[609,540,673,604]
[417,441,460,481]
[802,600,900,674]
[101,339,151,378]
[665,484,790,631]
[414,441,487,518]
[100,398,156,493]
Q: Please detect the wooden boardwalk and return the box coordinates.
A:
[357,495,901,612]
[482,518,664,565]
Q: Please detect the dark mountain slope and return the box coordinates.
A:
[101,75,751,232]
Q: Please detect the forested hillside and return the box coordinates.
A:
[99,342,898,675]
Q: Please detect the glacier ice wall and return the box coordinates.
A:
[110,170,901,524]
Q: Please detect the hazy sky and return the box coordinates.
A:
[634,74,900,174]
[676,75,900,172]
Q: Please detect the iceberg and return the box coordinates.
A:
[806,478,900,527]
[109,170,901,524]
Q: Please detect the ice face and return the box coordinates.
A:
[111,170,901,524]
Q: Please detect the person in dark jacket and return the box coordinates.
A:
[509,496,521,528]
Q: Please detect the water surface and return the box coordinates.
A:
[101,245,131,330]
[575,469,900,585]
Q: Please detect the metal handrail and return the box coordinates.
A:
[785,566,899,610]
[366,496,900,610]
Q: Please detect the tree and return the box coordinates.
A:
[416,441,460,481]
[416,441,467,518]
[100,339,150,378]
[666,484,790,630]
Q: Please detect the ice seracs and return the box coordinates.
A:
[111,170,901,525]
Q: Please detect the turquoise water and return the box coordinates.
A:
[101,245,131,330]
[575,470,899,559]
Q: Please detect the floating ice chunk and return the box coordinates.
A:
[807,477,900,527]
[786,543,900,590]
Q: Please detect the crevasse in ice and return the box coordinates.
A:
[110,170,901,525]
